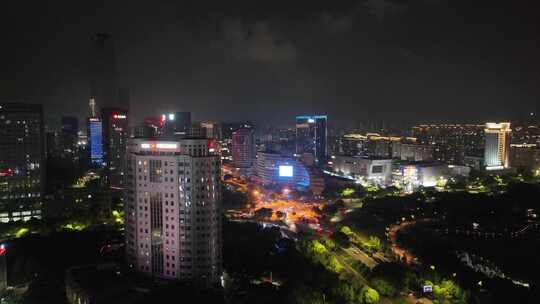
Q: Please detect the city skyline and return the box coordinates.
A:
[2,2,540,303]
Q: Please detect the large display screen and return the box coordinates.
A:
[371,165,383,174]
[279,165,294,177]
[89,120,103,167]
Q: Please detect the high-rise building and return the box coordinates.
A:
[484,122,512,170]
[232,128,255,173]
[87,97,103,168]
[163,112,192,137]
[125,138,222,286]
[0,103,44,222]
[46,130,62,159]
[200,121,219,140]
[220,122,253,141]
[89,33,118,108]
[101,108,129,188]
[87,118,103,168]
[296,115,327,166]
[61,116,79,157]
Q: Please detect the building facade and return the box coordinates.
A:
[412,124,485,165]
[392,142,434,162]
[87,118,103,168]
[253,151,310,190]
[231,128,255,171]
[484,122,511,170]
[0,103,44,222]
[101,108,129,188]
[163,112,192,137]
[509,144,540,174]
[61,116,79,158]
[125,138,222,287]
[331,155,393,186]
[296,115,327,166]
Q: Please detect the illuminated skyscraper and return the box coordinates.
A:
[125,138,222,287]
[87,97,103,168]
[0,103,44,222]
[296,115,327,166]
[484,122,512,170]
[101,108,129,188]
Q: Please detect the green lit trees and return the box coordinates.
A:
[360,286,380,304]
[301,240,344,274]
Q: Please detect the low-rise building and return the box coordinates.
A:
[393,161,470,192]
[331,155,393,186]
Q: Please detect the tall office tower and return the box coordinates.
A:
[162,112,192,137]
[201,122,218,139]
[134,124,157,138]
[125,138,222,287]
[89,33,118,108]
[87,97,103,168]
[0,103,44,222]
[484,122,512,170]
[187,124,206,138]
[296,115,327,166]
[101,108,129,188]
[232,128,255,170]
[412,124,485,164]
[221,122,254,141]
[61,116,79,157]
[46,131,62,159]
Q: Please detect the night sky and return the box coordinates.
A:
[3,0,540,128]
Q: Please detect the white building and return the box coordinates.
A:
[394,162,470,192]
[484,122,511,170]
[331,155,393,186]
[125,138,221,287]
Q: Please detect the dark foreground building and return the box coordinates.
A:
[0,103,44,222]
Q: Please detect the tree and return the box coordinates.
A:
[360,286,380,304]
[339,226,354,236]
[331,231,351,248]
[327,255,343,274]
[288,284,326,304]
[370,278,396,297]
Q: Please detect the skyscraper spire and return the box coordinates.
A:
[89,96,96,118]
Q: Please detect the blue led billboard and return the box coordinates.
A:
[89,119,103,167]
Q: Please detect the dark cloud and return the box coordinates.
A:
[221,20,298,64]
[365,0,407,19]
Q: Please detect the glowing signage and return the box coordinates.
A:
[279,165,293,177]
[168,113,175,120]
[140,142,178,150]
[157,143,177,149]
[307,118,315,123]
[113,114,127,119]
[0,244,6,256]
